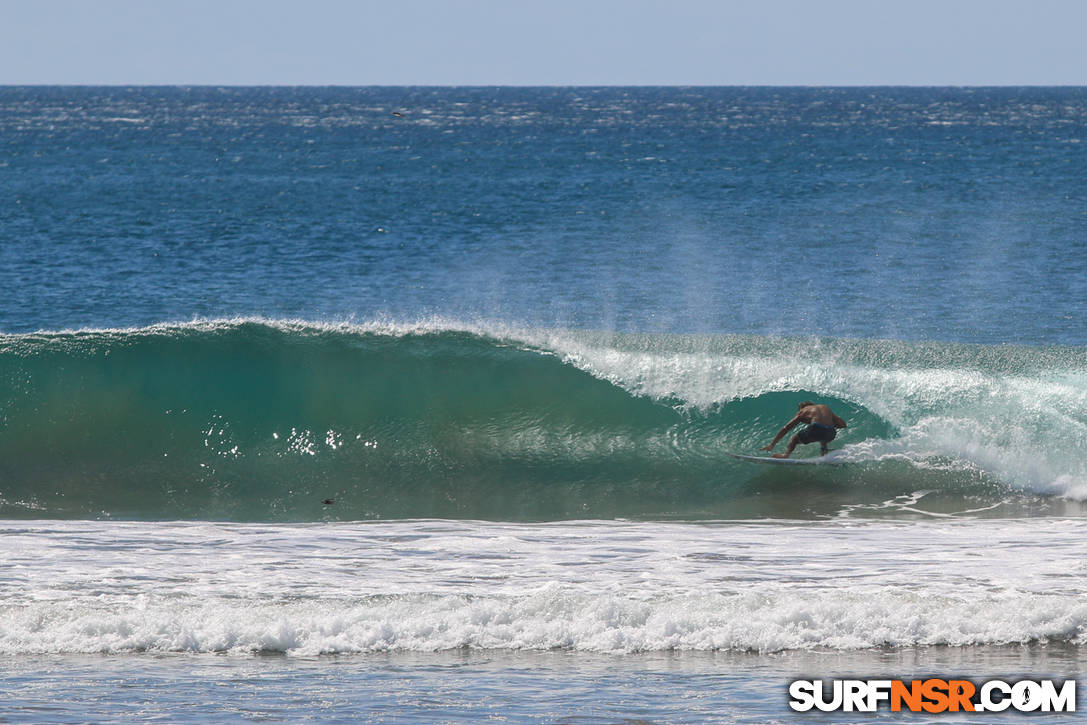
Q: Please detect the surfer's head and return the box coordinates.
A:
[798,401,814,409]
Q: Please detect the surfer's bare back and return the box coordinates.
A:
[761,402,847,458]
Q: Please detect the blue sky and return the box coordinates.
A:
[3,0,1086,85]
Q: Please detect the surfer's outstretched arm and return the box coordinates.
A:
[760,415,800,452]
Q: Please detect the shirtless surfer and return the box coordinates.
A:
[761,401,847,458]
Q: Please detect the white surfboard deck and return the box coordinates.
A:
[727,452,849,466]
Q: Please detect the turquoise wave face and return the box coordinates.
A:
[1,320,1085,521]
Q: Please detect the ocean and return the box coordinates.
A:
[1,86,1085,722]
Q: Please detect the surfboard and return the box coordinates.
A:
[727,452,848,466]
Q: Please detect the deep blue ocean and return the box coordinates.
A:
[2,87,1086,723]
[3,86,1085,342]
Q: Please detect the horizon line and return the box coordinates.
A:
[3,83,1087,89]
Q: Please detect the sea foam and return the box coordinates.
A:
[2,519,1085,655]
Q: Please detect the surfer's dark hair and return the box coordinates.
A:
[798,401,814,408]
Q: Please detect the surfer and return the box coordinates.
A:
[760,402,847,458]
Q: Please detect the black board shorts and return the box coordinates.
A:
[797,422,837,445]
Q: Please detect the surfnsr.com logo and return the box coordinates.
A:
[788,678,1076,713]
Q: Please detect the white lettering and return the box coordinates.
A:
[788,680,816,712]
[791,677,1076,713]
[1012,680,1043,712]
[866,680,893,710]
[814,679,843,712]
[979,680,1010,712]
[1039,680,1076,712]
[843,680,868,712]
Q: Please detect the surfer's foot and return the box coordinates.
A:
[771,453,790,459]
